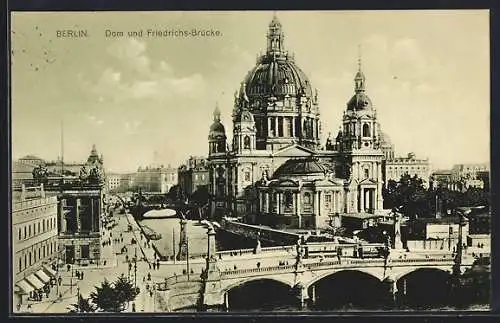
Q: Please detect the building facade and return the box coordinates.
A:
[207,16,385,230]
[384,152,431,187]
[12,184,59,306]
[57,145,106,265]
[133,164,177,194]
[178,156,210,199]
[106,173,122,192]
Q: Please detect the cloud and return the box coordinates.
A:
[107,38,151,74]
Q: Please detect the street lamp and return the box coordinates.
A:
[134,248,137,290]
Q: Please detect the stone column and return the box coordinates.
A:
[292,117,296,137]
[259,192,263,212]
[90,197,94,232]
[377,162,384,211]
[60,198,67,233]
[277,192,281,215]
[296,192,302,228]
[359,188,364,213]
[268,117,272,137]
[224,291,229,311]
[76,198,82,233]
[265,192,270,213]
[275,117,279,137]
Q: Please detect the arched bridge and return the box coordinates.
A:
[159,248,475,311]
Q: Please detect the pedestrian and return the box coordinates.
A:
[75,270,79,278]
[67,264,71,272]
[132,302,136,312]
[148,262,152,270]
[143,276,146,283]
[121,237,123,243]
[156,259,160,268]
[152,262,156,270]
[58,276,62,286]
[16,303,21,311]
[27,303,32,311]
[150,290,153,297]
[148,272,151,281]
[80,272,84,280]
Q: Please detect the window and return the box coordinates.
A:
[244,170,251,182]
[29,252,32,266]
[43,220,45,232]
[364,168,369,179]
[284,191,293,208]
[43,246,46,258]
[304,192,311,204]
[81,245,90,259]
[244,136,251,149]
[325,195,332,203]
[19,258,22,272]
[195,174,199,181]
[38,222,40,234]
[363,124,370,137]
[201,174,205,181]
[24,255,27,269]
[18,228,21,241]
[28,226,31,237]
[38,248,41,260]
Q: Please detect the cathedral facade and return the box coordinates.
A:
[207,16,385,230]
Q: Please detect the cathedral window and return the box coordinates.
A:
[244,136,251,149]
[244,169,251,182]
[364,168,369,179]
[284,191,293,209]
[304,192,311,204]
[363,124,370,137]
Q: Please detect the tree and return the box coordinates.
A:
[67,294,96,313]
[90,279,121,312]
[113,275,138,310]
[32,165,49,185]
[384,174,431,220]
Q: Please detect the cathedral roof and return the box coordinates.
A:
[243,58,313,98]
[347,92,373,111]
[239,15,313,100]
[209,121,226,134]
[273,158,325,178]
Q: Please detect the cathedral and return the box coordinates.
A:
[207,15,387,230]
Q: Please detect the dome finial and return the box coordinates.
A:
[267,12,284,56]
[240,82,249,103]
[354,44,366,93]
[357,44,362,73]
[213,102,221,122]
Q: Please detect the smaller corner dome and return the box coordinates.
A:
[347,93,373,111]
[234,109,255,123]
[209,121,226,137]
[273,158,325,178]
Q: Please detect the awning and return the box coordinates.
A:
[35,270,51,283]
[25,274,44,290]
[16,280,34,294]
[42,265,57,278]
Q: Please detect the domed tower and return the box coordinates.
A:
[233,89,257,153]
[235,14,321,151]
[341,56,378,151]
[208,103,227,156]
[378,123,395,161]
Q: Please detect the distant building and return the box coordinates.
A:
[178,156,210,200]
[385,152,430,187]
[106,173,121,192]
[17,155,46,167]
[12,160,37,188]
[407,217,469,241]
[430,170,453,190]
[467,206,490,234]
[450,163,489,191]
[12,184,59,307]
[133,164,177,193]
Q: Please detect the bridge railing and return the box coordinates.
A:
[215,245,297,258]
[220,264,296,278]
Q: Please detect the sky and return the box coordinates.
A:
[10,10,490,173]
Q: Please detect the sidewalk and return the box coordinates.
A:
[124,213,157,263]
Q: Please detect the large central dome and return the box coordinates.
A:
[243,55,313,98]
[232,15,321,152]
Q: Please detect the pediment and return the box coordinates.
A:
[272,144,315,158]
[359,178,378,185]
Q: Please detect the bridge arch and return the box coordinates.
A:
[391,266,453,283]
[305,268,383,290]
[222,276,295,295]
